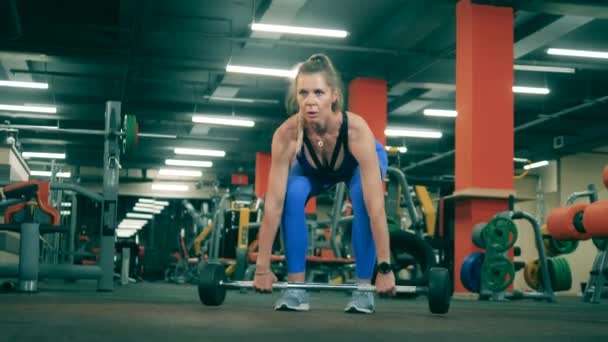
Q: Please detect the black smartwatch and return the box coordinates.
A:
[376,262,393,274]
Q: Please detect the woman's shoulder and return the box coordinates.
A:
[344,111,368,135]
[273,115,299,141]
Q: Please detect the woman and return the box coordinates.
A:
[253,53,395,314]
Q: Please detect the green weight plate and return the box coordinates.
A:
[593,238,608,251]
[548,257,572,292]
[549,238,578,255]
[481,255,515,292]
[472,222,486,249]
[123,114,138,154]
[557,257,573,292]
[483,217,518,252]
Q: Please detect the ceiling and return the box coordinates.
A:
[1,0,608,189]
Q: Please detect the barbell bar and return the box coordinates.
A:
[197,263,452,314]
[222,281,418,293]
[0,114,139,154]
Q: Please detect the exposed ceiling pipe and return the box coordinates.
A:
[513,95,608,132]
[229,38,438,57]
[10,68,213,87]
[511,0,608,19]
[403,94,608,171]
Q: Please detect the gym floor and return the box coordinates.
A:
[1,281,607,341]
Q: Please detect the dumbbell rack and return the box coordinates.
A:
[547,183,608,303]
[479,211,555,302]
[587,164,608,302]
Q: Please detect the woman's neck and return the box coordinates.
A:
[306,111,340,136]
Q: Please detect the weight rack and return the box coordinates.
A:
[479,210,555,302]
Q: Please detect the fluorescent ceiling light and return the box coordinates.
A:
[207,96,279,105]
[209,96,254,103]
[166,159,213,168]
[0,80,49,89]
[117,224,143,230]
[514,64,575,74]
[385,128,442,139]
[122,219,147,225]
[133,207,161,214]
[512,86,550,95]
[158,169,202,177]
[251,23,348,38]
[192,115,255,127]
[226,64,296,78]
[423,109,457,117]
[174,148,226,157]
[0,104,57,113]
[385,146,407,153]
[30,170,71,178]
[137,199,168,207]
[116,230,137,237]
[117,225,144,230]
[23,152,66,159]
[117,228,139,232]
[118,222,142,229]
[523,160,549,170]
[127,213,154,219]
[61,202,72,207]
[547,48,608,59]
[513,157,531,163]
[135,203,164,210]
[151,183,189,192]
[60,210,71,216]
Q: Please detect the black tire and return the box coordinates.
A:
[198,263,227,306]
[428,267,451,314]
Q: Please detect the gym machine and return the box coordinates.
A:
[0,181,108,291]
[0,101,134,292]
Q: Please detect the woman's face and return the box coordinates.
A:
[295,72,337,123]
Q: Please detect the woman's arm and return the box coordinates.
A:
[347,115,391,264]
[255,125,295,272]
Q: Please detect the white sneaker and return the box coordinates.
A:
[274,289,310,312]
[344,290,375,314]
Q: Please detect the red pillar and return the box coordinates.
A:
[348,78,388,145]
[454,0,514,293]
[255,152,271,199]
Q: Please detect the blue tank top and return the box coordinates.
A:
[295,111,359,180]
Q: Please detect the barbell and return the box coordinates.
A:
[197,262,452,314]
[1,114,139,154]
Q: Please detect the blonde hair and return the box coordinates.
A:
[286,53,344,152]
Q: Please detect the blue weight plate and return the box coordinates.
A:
[460,252,484,293]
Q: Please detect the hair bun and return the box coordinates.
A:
[309,54,326,64]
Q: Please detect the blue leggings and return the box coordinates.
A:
[281,142,388,280]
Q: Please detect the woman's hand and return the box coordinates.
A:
[375,272,396,295]
[253,269,278,293]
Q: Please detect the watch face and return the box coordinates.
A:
[378,262,391,274]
